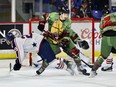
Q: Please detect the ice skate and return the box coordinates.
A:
[74,59,90,76]
[101,63,113,71]
[77,65,90,76]
[36,60,49,75]
[36,67,45,75]
[89,70,97,78]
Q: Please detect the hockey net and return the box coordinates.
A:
[29,18,95,65]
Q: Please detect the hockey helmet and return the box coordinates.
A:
[58,6,69,14]
[6,32,15,41]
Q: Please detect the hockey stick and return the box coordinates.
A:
[81,59,93,68]
[37,59,43,62]
[32,59,43,67]
[42,30,92,75]
[80,52,90,59]
[42,30,93,68]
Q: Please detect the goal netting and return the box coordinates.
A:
[29,18,95,65]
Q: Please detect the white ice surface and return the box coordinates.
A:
[0,59,116,87]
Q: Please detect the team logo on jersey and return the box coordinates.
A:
[8,29,22,37]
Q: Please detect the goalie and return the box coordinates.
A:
[37,6,90,75]
[5,32,56,75]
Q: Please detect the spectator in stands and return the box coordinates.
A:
[71,7,79,18]
[76,0,92,18]
[73,0,83,9]
[102,5,110,16]
[71,0,81,18]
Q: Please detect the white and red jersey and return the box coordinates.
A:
[12,33,44,63]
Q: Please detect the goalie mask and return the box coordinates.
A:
[5,32,15,45]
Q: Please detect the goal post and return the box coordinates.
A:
[29,17,95,65]
[29,18,41,66]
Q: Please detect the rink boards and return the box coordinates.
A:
[0,22,115,59]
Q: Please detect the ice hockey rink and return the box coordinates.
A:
[0,58,116,87]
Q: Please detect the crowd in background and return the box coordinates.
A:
[40,0,111,20]
[68,0,110,20]
[71,0,92,18]
[72,0,111,20]
[0,0,114,22]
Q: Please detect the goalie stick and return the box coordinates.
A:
[37,59,43,62]
[81,59,93,68]
[79,52,93,68]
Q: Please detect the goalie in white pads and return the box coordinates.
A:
[5,32,56,75]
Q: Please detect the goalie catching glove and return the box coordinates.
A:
[78,40,89,50]
[13,58,21,71]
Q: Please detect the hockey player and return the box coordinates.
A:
[90,12,116,77]
[37,6,90,75]
[5,32,56,75]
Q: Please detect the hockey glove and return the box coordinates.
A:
[13,58,21,71]
[37,21,46,32]
[78,40,89,50]
[60,39,69,48]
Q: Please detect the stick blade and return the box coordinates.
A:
[9,63,12,72]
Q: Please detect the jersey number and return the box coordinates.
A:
[102,16,113,29]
